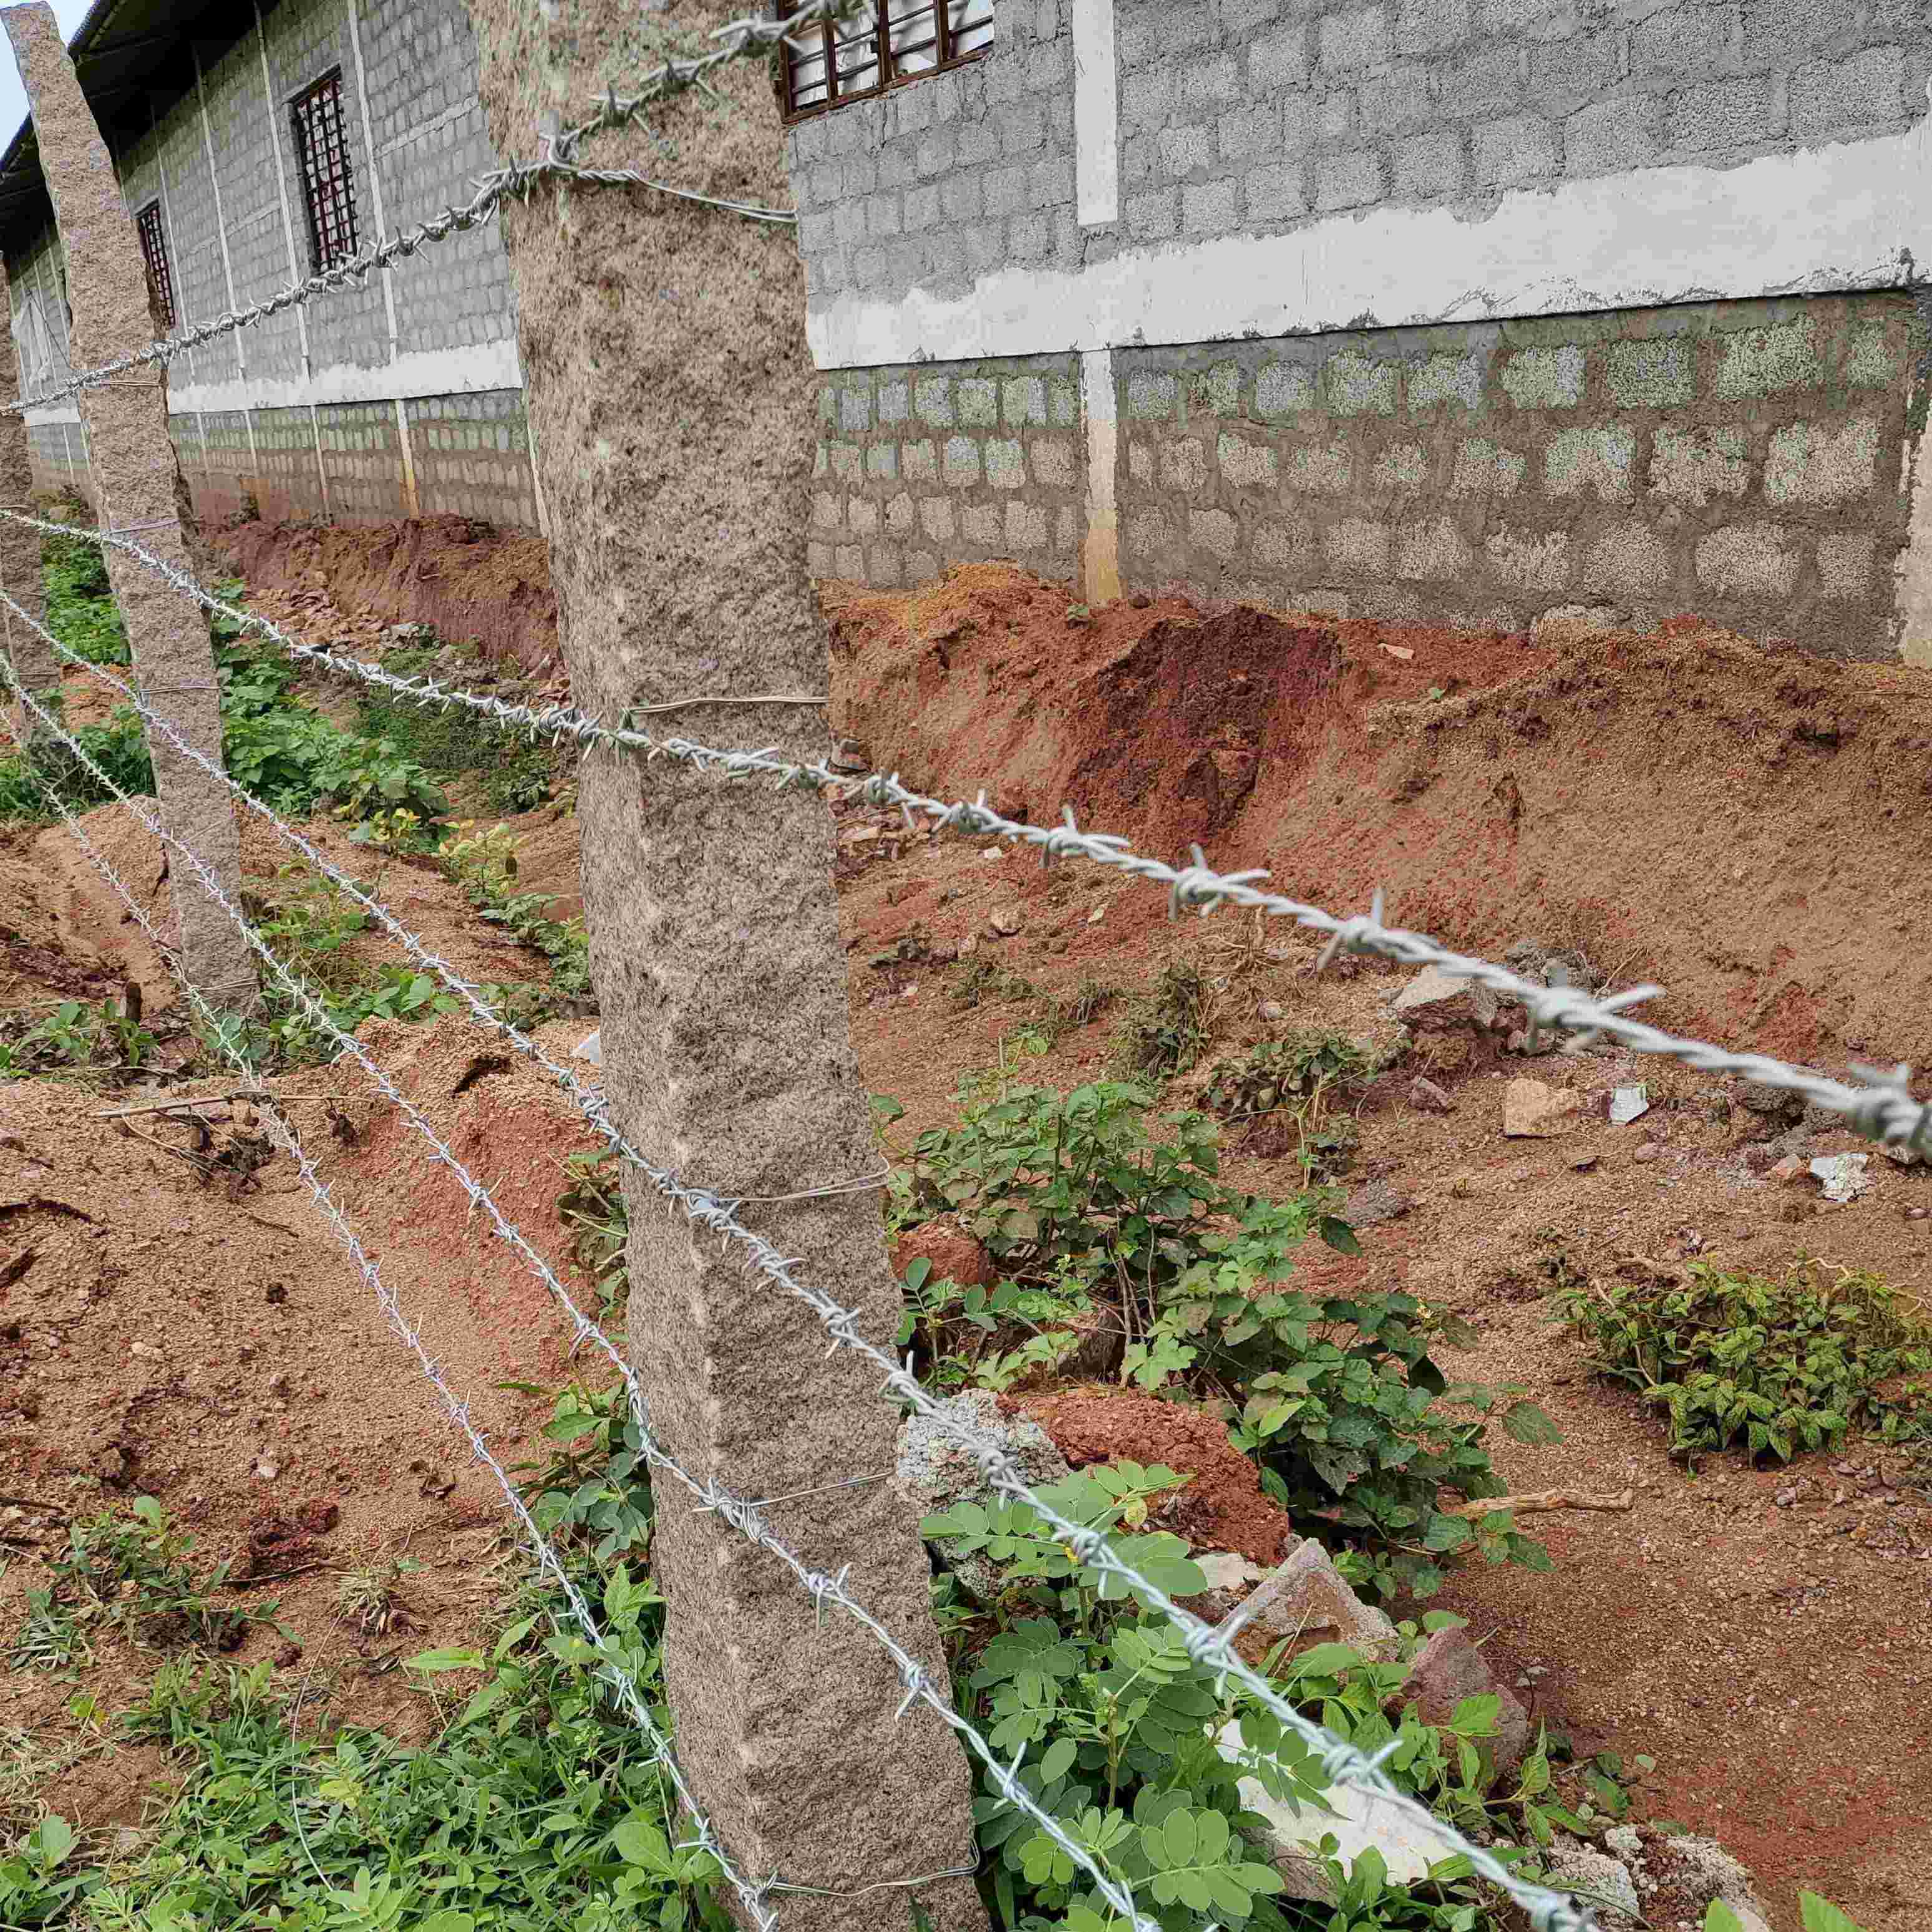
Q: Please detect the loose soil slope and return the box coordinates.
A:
[825,566,1932,1071]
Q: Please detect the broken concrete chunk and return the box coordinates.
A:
[1502,1077,1583,1137]
[574,1029,603,1067]
[1216,1720,1469,1902]
[895,1391,1069,1603]
[1400,1626,1531,1781]
[1408,1075,1452,1112]
[1392,966,1500,1034]
[1218,1538,1400,1663]
[1609,1084,1649,1125]
[1343,1177,1410,1227]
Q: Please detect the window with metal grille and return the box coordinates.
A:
[781,0,993,120]
[135,201,177,332]
[288,69,360,273]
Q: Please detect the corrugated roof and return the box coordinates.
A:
[0,0,256,263]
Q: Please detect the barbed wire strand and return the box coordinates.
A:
[0,693,779,1932]
[2,0,885,416]
[0,582,874,1210]
[11,503,1926,1162]
[0,649,1172,1932]
[8,651,1607,1930]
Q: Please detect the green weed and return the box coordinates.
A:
[1110,961,1213,1080]
[356,643,555,814]
[896,1071,1555,1601]
[1559,1259,1932,1464]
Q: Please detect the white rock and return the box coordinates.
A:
[1809,1152,1871,1203]
[1215,1722,1470,1903]
[1541,1840,1640,1926]
[1194,1551,1269,1596]
[1609,1084,1650,1125]
[574,1030,603,1067]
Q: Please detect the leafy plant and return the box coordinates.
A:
[1111,961,1212,1080]
[444,820,592,1001]
[898,1074,1553,1599]
[4,996,156,1077]
[559,1145,631,1311]
[0,1812,95,1927]
[1559,1260,1932,1464]
[952,954,1038,1010]
[507,1379,656,1564]
[16,1497,275,1660]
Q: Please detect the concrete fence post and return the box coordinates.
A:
[4,2,255,1011]
[0,248,57,717]
[463,2,988,1924]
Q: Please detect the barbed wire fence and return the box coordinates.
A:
[7,13,1923,1928]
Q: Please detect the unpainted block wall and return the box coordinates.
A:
[813,291,1926,658]
[789,0,1932,320]
[1112,0,1932,250]
[785,2,1090,311]
[7,0,536,532]
[808,354,1085,587]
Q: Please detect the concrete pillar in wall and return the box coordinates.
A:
[462,0,988,1923]
[5,2,255,1011]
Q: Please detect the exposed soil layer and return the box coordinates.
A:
[824,565,1932,1073]
[1004,1387,1296,1569]
[216,517,560,677]
[7,549,1932,1926]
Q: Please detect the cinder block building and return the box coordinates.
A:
[0,0,545,532]
[784,0,1932,661]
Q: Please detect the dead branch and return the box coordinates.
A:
[1442,1488,1636,1520]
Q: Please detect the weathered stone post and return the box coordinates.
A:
[464,2,987,1924]
[0,252,57,717]
[4,4,254,1009]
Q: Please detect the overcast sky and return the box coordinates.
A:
[0,0,99,160]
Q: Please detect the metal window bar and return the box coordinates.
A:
[289,69,360,273]
[782,0,989,119]
[135,201,177,333]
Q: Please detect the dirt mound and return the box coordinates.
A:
[1006,1386,1296,1568]
[827,566,1932,1073]
[218,516,559,677]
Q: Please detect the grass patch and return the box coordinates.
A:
[1,1396,726,1932]
[354,643,555,816]
[1559,1259,1932,1464]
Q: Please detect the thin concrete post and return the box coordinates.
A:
[0,249,57,712]
[464,2,988,1925]
[4,3,254,1009]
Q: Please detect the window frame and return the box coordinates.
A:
[134,199,177,333]
[780,0,992,124]
[287,67,361,274]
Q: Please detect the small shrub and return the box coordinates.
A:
[898,1072,1555,1599]
[1203,1030,1394,1181]
[950,953,1037,1009]
[1110,961,1211,1080]
[1560,1260,1932,1464]
[444,820,591,999]
[558,1145,629,1313]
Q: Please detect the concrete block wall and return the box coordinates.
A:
[785,1,1092,311]
[1112,0,1932,249]
[362,0,519,357]
[812,291,1925,658]
[807,354,1085,588]
[8,0,540,535]
[1110,293,1921,653]
[792,0,1932,319]
[404,391,540,531]
[316,399,407,521]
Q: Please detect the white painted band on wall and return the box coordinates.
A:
[1079,345,1117,604]
[155,337,525,416]
[1072,0,1118,231]
[807,125,1932,369]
